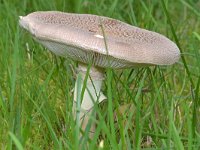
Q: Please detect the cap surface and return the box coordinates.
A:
[19,11,180,68]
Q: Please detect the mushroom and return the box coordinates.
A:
[19,11,180,138]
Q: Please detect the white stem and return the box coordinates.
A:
[73,64,106,138]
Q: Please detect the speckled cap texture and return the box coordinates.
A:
[19,11,180,68]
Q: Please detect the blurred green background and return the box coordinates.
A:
[0,0,200,149]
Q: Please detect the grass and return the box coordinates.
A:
[0,0,200,149]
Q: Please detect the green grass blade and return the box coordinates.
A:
[180,0,200,17]
[9,132,24,150]
[161,0,194,88]
[135,70,147,149]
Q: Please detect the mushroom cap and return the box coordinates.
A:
[19,11,180,68]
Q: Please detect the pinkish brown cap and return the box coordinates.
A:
[19,11,180,68]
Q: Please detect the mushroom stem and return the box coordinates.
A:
[73,64,106,138]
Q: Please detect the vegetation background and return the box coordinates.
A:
[0,0,200,149]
